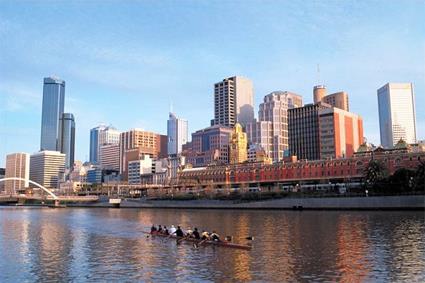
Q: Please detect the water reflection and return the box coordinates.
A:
[0,208,424,282]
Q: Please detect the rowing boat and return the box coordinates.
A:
[144,231,252,250]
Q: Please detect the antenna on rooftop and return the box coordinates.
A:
[317,64,321,85]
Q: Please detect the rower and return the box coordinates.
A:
[150,225,157,233]
[186,227,193,237]
[210,231,220,242]
[192,227,200,239]
[201,230,210,240]
[157,225,163,233]
[175,226,184,237]
[163,226,169,235]
[169,225,177,235]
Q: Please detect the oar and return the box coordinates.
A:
[176,235,190,244]
[193,238,208,248]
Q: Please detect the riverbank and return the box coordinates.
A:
[66,195,425,210]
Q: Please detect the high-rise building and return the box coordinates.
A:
[318,107,364,159]
[4,153,30,194]
[229,124,248,164]
[247,91,303,162]
[119,129,167,180]
[288,102,331,160]
[377,83,417,148]
[185,125,233,167]
[322,91,349,111]
[313,85,327,104]
[99,144,120,171]
[59,113,75,168]
[167,112,188,156]
[313,85,350,111]
[212,76,254,128]
[30,151,65,189]
[40,77,65,151]
[128,155,153,184]
[89,125,120,164]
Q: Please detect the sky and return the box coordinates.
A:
[0,0,424,167]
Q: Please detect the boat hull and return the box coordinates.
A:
[146,232,252,250]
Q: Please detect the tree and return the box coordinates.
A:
[388,168,415,193]
[364,160,388,190]
[413,161,425,192]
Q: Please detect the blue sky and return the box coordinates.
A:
[0,0,424,166]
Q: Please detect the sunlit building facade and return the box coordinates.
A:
[4,153,30,194]
[377,83,417,148]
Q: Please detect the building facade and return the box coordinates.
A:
[322,91,349,111]
[99,144,120,171]
[185,125,233,167]
[119,129,167,180]
[288,102,331,160]
[248,91,303,162]
[89,125,120,164]
[229,123,248,164]
[40,77,65,151]
[59,113,75,168]
[167,112,188,156]
[30,151,66,189]
[128,155,153,184]
[212,76,254,128]
[4,153,30,194]
[318,107,364,159]
[377,83,417,148]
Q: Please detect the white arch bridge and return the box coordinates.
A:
[0,177,98,206]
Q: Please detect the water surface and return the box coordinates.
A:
[0,207,424,282]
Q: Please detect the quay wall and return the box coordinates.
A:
[69,195,425,210]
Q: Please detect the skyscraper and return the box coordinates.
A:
[5,153,29,194]
[247,91,303,162]
[89,125,120,164]
[119,129,167,180]
[59,113,75,168]
[167,112,188,156]
[40,77,65,151]
[377,83,417,148]
[30,151,65,189]
[229,123,248,164]
[212,76,254,128]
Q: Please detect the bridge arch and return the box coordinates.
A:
[0,177,58,200]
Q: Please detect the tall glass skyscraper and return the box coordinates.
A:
[40,77,65,151]
[60,113,75,168]
[377,83,417,148]
[167,112,188,156]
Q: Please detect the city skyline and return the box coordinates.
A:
[1,1,424,166]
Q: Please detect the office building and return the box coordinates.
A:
[185,125,233,167]
[322,91,349,111]
[288,102,331,160]
[119,129,167,180]
[40,77,65,151]
[4,153,30,194]
[377,83,417,148]
[229,123,248,164]
[212,76,254,127]
[30,151,66,189]
[89,125,120,164]
[167,112,188,156]
[319,107,364,159]
[247,91,303,162]
[59,113,75,168]
[128,155,153,184]
[313,85,350,111]
[99,144,120,171]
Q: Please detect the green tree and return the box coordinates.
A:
[413,161,425,192]
[364,159,388,191]
[388,168,415,193]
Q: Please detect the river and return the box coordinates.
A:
[0,207,424,282]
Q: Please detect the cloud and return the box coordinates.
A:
[0,82,41,112]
